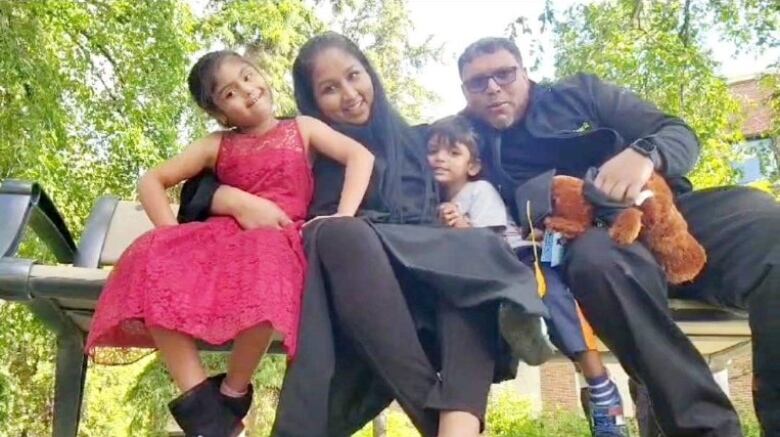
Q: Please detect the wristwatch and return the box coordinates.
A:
[629,138,656,157]
[629,137,663,169]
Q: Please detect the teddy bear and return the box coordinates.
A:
[543,172,707,285]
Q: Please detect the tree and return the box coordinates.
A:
[0,0,199,227]
[525,0,778,189]
[0,302,57,436]
[759,68,780,193]
[1,1,198,433]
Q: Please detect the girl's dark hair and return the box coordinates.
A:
[428,115,481,162]
[292,32,437,223]
[187,50,246,113]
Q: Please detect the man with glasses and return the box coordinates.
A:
[458,37,780,437]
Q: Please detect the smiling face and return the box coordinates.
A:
[310,47,375,125]
[210,57,274,129]
[461,49,531,130]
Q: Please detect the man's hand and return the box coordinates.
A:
[439,202,471,228]
[596,147,654,203]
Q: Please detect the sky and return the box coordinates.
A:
[402,0,779,120]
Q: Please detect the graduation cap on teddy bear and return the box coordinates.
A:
[514,168,636,234]
[513,167,707,285]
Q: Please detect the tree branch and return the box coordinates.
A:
[65,31,122,102]
[79,31,121,76]
[678,0,692,46]
[631,0,643,30]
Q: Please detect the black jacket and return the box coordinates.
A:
[465,73,697,221]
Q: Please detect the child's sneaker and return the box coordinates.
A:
[589,396,629,437]
[498,303,555,365]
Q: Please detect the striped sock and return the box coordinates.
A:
[586,373,619,407]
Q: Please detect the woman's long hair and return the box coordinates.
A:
[292,32,436,223]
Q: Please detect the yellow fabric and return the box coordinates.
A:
[576,303,600,351]
[526,201,547,297]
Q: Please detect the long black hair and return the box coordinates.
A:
[292,32,437,224]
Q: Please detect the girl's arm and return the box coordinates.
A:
[296,116,374,217]
[138,133,221,227]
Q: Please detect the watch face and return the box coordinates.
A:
[633,139,655,154]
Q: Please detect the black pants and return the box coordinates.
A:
[562,186,780,436]
[316,218,497,436]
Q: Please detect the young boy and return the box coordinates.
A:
[427,115,628,437]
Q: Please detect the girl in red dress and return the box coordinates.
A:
[85,50,374,436]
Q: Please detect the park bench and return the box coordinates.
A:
[0,179,751,437]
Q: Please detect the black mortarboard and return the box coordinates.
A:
[514,169,555,233]
[514,167,632,234]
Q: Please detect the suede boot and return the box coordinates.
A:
[168,377,243,437]
[208,373,254,419]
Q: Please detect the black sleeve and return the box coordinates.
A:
[178,170,221,223]
[578,74,700,178]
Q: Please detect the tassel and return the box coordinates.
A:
[526,201,547,297]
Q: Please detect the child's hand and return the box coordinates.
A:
[527,227,545,242]
[438,202,458,225]
[439,202,471,228]
[233,192,292,230]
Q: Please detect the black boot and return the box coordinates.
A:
[168,377,243,437]
[208,373,254,419]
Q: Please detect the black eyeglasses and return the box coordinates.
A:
[462,66,519,93]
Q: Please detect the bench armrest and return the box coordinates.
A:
[0,180,77,301]
[0,180,76,261]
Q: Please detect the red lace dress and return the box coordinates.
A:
[85,120,312,359]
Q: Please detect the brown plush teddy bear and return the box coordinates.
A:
[544,173,707,284]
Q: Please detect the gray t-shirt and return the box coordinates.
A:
[451,180,527,249]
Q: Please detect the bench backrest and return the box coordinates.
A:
[100,201,178,266]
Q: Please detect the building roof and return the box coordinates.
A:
[728,73,777,138]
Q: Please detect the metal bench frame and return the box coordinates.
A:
[0,179,752,437]
[1,180,92,437]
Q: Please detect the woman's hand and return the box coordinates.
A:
[439,202,471,228]
[303,213,350,228]
[236,196,293,230]
[214,185,292,230]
